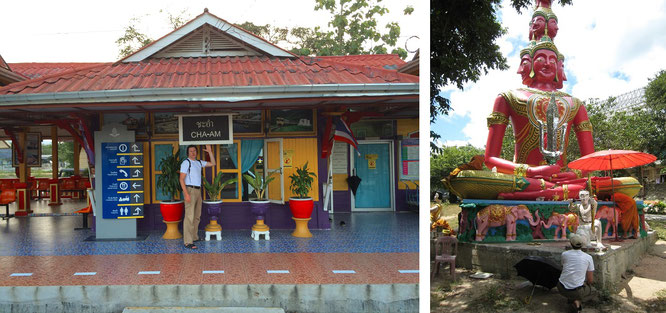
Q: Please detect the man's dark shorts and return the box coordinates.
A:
[557,281,594,302]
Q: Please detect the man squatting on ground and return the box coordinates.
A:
[557,234,596,312]
[179,144,215,249]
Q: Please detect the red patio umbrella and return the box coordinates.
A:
[568,149,656,241]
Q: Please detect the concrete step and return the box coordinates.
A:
[1,284,419,313]
[123,307,284,313]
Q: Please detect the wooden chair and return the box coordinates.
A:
[432,236,458,281]
[1,189,17,220]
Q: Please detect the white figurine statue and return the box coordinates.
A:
[572,190,604,249]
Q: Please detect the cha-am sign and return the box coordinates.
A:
[178,113,234,145]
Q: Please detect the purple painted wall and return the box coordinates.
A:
[139,200,331,232]
[332,191,352,212]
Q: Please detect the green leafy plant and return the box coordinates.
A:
[243,170,276,200]
[203,172,237,201]
[156,149,183,202]
[288,162,317,199]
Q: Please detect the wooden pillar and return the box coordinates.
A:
[49,126,61,205]
[15,131,31,215]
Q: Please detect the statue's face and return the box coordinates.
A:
[517,54,532,84]
[533,49,558,83]
[547,18,559,38]
[530,16,546,39]
[579,191,590,203]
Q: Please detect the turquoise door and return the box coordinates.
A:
[353,142,393,211]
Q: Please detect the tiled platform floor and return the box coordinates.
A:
[0,211,419,287]
[0,252,418,286]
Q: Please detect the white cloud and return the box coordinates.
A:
[439,0,666,147]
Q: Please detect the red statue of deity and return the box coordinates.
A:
[445,0,640,201]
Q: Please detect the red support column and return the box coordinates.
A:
[14,182,31,216]
[48,179,62,205]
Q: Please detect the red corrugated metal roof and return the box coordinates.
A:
[0,56,418,95]
[8,62,108,79]
[315,54,406,70]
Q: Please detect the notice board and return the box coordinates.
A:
[399,139,419,180]
[101,142,145,219]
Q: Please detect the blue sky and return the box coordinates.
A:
[433,0,666,149]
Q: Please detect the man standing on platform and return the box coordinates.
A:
[557,234,596,312]
[179,144,215,249]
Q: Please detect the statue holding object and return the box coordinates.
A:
[571,190,604,249]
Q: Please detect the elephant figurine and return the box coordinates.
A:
[475,204,540,241]
[541,212,579,239]
[595,205,621,238]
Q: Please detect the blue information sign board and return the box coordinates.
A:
[102,142,145,219]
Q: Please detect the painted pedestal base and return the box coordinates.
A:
[251,219,270,240]
[292,217,312,238]
[206,231,221,241]
[205,220,222,232]
[251,230,270,240]
[162,220,183,239]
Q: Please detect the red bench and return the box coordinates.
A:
[1,189,16,220]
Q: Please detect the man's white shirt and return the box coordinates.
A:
[180,158,207,187]
[559,249,594,289]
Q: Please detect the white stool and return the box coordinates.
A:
[251,230,270,240]
[206,231,221,241]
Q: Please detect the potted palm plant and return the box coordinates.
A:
[156,149,184,239]
[202,172,237,236]
[288,161,317,237]
[243,170,276,239]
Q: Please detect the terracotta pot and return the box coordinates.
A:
[160,200,184,222]
[289,197,313,219]
[203,200,223,221]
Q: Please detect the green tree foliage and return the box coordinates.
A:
[116,2,412,60]
[57,141,74,168]
[575,98,652,177]
[291,0,412,59]
[116,11,190,58]
[237,22,289,44]
[430,0,572,151]
[644,70,666,162]
[116,18,154,59]
[430,145,485,192]
[500,124,516,162]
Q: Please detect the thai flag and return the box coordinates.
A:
[333,117,359,152]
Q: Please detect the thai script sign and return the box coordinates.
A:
[178,114,233,145]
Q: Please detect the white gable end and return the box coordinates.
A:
[152,25,262,58]
[122,12,293,62]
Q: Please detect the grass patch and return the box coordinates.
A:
[433,203,461,230]
[469,284,524,312]
[647,220,666,240]
[430,280,463,311]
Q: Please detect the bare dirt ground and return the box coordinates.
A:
[431,239,666,313]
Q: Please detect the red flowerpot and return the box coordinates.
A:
[289,197,313,218]
[160,200,184,222]
[160,200,184,240]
